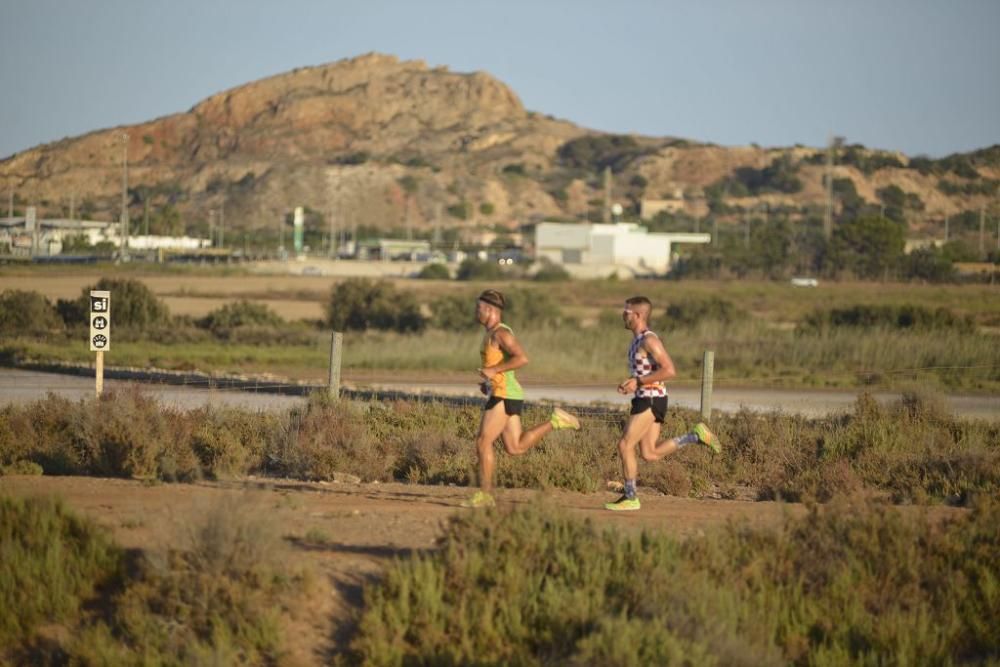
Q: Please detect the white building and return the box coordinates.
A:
[0,216,209,256]
[535,222,711,275]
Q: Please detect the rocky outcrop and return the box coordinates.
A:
[2,53,996,237]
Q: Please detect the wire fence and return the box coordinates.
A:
[5,359,999,422]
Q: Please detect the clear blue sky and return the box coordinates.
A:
[1,0,998,160]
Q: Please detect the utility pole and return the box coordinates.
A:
[823,135,842,241]
[219,204,225,247]
[744,208,750,249]
[945,215,950,243]
[326,206,337,258]
[405,195,412,240]
[120,132,129,260]
[979,205,986,258]
[69,193,75,221]
[603,166,612,223]
[278,210,285,256]
[7,185,12,219]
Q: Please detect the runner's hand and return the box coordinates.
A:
[618,377,637,394]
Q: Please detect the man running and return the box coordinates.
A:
[605,295,720,511]
[464,288,580,508]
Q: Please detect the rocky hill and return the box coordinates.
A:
[2,53,997,243]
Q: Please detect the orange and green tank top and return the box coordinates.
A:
[481,323,525,400]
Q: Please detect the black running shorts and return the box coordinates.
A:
[484,396,524,416]
[630,396,668,423]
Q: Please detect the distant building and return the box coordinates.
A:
[0,216,209,256]
[356,238,432,261]
[535,222,711,275]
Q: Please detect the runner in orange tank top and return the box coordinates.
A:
[462,289,581,508]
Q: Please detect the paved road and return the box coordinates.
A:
[2,368,998,418]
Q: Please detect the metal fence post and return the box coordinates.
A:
[700,350,714,421]
[328,331,343,399]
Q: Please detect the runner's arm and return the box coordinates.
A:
[481,328,529,376]
[620,335,676,392]
[638,335,676,385]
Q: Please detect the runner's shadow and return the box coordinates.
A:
[324,569,384,661]
[286,536,429,558]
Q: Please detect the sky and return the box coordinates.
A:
[1,0,998,161]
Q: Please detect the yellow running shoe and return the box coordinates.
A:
[461,490,496,508]
[550,407,581,430]
[604,495,641,511]
[693,422,721,454]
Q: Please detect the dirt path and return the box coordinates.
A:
[1,475,830,664]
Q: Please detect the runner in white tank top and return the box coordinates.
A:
[605,296,722,512]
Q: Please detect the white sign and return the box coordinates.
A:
[89,290,111,351]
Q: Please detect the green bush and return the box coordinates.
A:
[556,134,649,173]
[198,299,284,335]
[664,296,747,329]
[903,247,956,282]
[456,258,503,281]
[500,287,574,329]
[326,278,426,333]
[800,304,974,334]
[731,154,803,194]
[351,500,1000,665]
[65,497,300,665]
[0,290,64,334]
[0,496,122,652]
[446,201,469,220]
[416,263,451,280]
[57,277,170,331]
[532,262,571,282]
[429,293,478,330]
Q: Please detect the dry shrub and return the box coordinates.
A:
[895,388,954,425]
[188,406,279,479]
[722,410,811,500]
[273,399,387,481]
[76,388,177,478]
[642,459,693,497]
[1,393,84,475]
[393,429,475,485]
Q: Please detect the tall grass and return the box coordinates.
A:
[2,387,998,504]
[5,307,996,390]
[349,500,1000,665]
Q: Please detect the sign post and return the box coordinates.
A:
[89,290,110,396]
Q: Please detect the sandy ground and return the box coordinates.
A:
[0,474,835,664]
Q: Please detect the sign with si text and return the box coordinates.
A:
[89,290,111,351]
